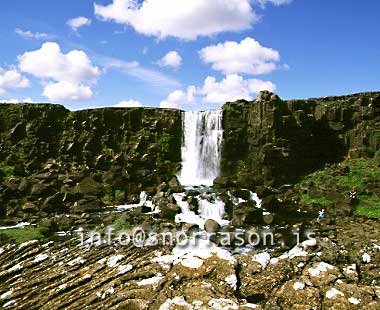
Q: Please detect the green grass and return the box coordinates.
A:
[354,205,380,219]
[354,194,380,218]
[300,194,333,206]
[358,194,380,203]
[294,158,380,217]
[296,158,380,192]
[0,226,48,243]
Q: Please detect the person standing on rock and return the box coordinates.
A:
[349,188,359,205]
[317,209,326,221]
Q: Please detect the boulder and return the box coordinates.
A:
[73,176,104,197]
[231,203,263,226]
[160,203,180,219]
[168,177,184,193]
[204,219,220,233]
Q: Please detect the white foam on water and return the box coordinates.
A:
[114,191,155,211]
[174,193,228,229]
[198,195,229,226]
[250,192,262,209]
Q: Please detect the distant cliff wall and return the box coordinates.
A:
[221,91,380,188]
[0,104,182,220]
[0,104,182,178]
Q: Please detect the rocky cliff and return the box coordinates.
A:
[1,91,380,223]
[221,91,380,188]
[0,104,182,222]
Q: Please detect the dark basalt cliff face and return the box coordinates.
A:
[1,91,380,222]
[0,104,182,169]
[0,104,182,220]
[221,91,380,188]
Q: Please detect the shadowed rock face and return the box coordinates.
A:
[0,104,182,176]
[0,104,183,222]
[221,91,380,188]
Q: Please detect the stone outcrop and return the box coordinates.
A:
[221,91,380,188]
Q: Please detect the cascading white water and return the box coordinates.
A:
[178,110,223,186]
[173,192,228,229]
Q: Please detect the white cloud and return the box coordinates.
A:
[15,28,55,40]
[114,99,143,107]
[160,75,275,109]
[0,67,30,94]
[199,37,280,75]
[43,81,93,102]
[18,42,99,84]
[0,97,34,104]
[160,86,195,109]
[67,16,92,31]
[200,74,276,104]
[94,0,258,40]
[18,42,99,102]
[158,51,182,69]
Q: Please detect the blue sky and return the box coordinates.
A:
[0,0,379,111]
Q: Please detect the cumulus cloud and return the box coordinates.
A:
[0,67,30,94]
[199,37,280,75]
[18,42,100,102]
[160,75,275,109]
[67,16,92,31]
[160,86,196,109]
[15,28,55,40]
[43,81,93,102]
[114,99,143,107]
[158,51,182,69]
[18,42,99,84]
[94,0,257,40]
[200,74,276,104]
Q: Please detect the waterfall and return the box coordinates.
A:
[178,110,223,186]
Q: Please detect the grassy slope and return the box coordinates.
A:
[294,158,380,218]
